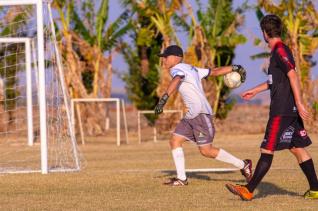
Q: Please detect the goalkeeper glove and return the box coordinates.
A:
[232,64,246,83]
[154,93,169,115]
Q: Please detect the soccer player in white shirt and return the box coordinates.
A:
[155,45,251,186]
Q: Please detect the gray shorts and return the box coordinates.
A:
[173,113,215,146]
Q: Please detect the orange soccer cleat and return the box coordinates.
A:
[225,183,253,201]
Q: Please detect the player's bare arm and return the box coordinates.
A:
[166,75,183,96]
[287,69,311,121]
[210,65,246,83]
[154,76,183,115]
[241,82,268,100]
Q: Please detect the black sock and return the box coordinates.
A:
[246,153,273,193]
[300,159,318,191]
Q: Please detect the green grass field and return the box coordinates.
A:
[0,133,318,210]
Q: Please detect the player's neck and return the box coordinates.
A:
[268,37,283,50]
[170,61,182,69]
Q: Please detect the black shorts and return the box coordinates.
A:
[261,115,311,151]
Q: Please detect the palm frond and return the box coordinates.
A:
[255,7,264,22]
[72,10,94,45]
[104,10,131,40]
[172,14,190,33]
[102,21,133,51]
[96,0,109,47]
[250,52,271,60]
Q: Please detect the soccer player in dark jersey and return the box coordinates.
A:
[225,14,318,200]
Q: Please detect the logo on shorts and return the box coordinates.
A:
[280,126,294,143]
[299,129,307,137]
[268,74,273,85]
[198,132,205,138]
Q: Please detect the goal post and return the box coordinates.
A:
[71,98,129,146]
[0,0,81,174]
[0,0,48,174]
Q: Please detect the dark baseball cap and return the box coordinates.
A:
[158,45,183,57]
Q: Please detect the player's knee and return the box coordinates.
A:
[199,147,214,158]
[199,148,209,157]
[289,147,311,160]
[260,148,274,154]
[169,137,182,149]
[289,147,303,154]
[289,148,304,157]
[169,139,176,149]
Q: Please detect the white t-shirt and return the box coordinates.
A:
[170,63,213,119]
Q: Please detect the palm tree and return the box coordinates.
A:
[52,0,89,98]
[122,0,184,109]
[175,0,247,118]
[68,0,132,98]
[52,0,132,135]
[123,0,246,119]
[124,0,183,107]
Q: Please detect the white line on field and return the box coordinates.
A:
[105,167,298,173]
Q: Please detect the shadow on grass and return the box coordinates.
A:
[160,170,244,183]
[159,171,301,199]
[254,182,301,199]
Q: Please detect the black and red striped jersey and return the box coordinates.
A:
[267,41,298,116]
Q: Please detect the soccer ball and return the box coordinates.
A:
[223,72,241,89]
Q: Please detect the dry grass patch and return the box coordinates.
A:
[0,133,317,210]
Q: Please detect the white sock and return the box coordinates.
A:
[172,147,187,180]
[215,149,244,169]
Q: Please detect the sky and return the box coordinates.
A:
[109,0,318,102]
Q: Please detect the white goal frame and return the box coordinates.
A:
[137,110,183,144]
[0,0,48,174]
[71,98,129,146]
[0,38,34,147]
[0,0,81,174]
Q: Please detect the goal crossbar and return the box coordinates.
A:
[0,0,38,6]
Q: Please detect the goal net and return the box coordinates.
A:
[138,110,183,143]
[0,0,81,173]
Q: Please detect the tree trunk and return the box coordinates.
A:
[140,46,149,76]
[93,50,101,97]
[63,32,88,98]
[290,35,312,108]
[105,54,113,98]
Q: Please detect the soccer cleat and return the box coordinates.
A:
[225,183,253,201]
[241,159,252,182]
[304,190,318,199]
[163,177,188,186]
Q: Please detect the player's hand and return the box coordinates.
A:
[296,102,311,121]
[154,93,169,115]
[240,90,256,100]
[232,64,246,83]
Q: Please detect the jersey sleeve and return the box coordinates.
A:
[275,46,296,74]
[170,67,185,79]
[196,67,211,80]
